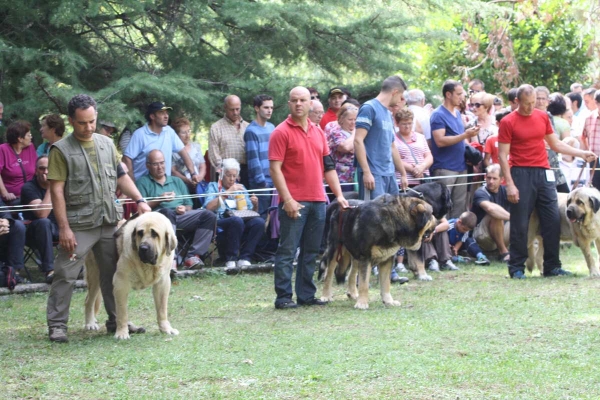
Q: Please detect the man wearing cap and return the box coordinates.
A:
[98,121,117,137]
[208,95,250,185]
[123,102,199,183]
[320,87,348,130]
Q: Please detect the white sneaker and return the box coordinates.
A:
[427,259,440,272]
[237,259,251,268]
[441,260,460,271]
[395,262,408,273]
[225,261,237,269]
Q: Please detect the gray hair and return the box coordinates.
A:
[517,84,535,100]
[222,158,240,174]
[570,82,583,91]
[534,86,550,96]
[486,163,502,176]
[405,89,425,106]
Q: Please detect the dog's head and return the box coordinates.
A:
[406,198,436,250]
[409,182,453,219]
[566,188,600,224]
[130,212,178,265]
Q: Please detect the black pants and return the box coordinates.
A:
[591,162,600,192]
[508,167,561,276]
[26,218,59,273]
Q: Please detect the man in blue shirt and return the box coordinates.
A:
[430,80,480,218]
[244,94,275,216]
[354,75,409,200]
[123,102,200,183]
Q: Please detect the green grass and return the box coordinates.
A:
[3,246,600,399]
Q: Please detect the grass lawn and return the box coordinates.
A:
[2,245,600,399]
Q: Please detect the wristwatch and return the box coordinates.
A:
[136,198,147,204]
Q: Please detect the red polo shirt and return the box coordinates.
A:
[498,109,552,168]
[269,115,329,202]
[319,108,338,130]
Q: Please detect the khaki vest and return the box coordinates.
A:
[52,133,123,229]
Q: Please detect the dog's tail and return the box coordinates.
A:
[334,250,351,284]
[318,204,344,281]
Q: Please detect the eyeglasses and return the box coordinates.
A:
[223,173,238,179]
[471,103,483,108]
[536,97,548,101]
[310,110,324,115]
[147,161,165,167]
[311,95,320,100]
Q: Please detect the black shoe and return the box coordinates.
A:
[275,301,298,310]
[106,322,147,334]
[298,298,328,306]
[14,274,29,285]
[544,268,573,277]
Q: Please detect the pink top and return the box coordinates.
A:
[394,132,430,185]
[0,143,37,196]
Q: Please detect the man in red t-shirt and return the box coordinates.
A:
[498,84,597,279]
[269,86,349,309]
[319,87,348,130]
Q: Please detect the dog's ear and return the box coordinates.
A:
[165,227,178,254]
[590,195,600,213]
[410,202,426,216]
[131,224,138,253]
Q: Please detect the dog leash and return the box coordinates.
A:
[572,158,597,189]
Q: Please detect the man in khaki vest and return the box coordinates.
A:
[46,94,151,343]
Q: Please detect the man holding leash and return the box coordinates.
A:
[269,86,348,309]
[47,94,151,343]
[498,84,597,279]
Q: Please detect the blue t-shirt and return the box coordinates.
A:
[447,218,469,246]
[244,120,274,188]
[355,99,395,176]
[124,124,184,180]
[430,106,467,172]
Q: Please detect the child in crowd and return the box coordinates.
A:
[447,211,490,265]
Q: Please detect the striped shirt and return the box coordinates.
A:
[208,117,249,168]
[393,131,430,184]
[244,120,274,188]
[583,110,600,156]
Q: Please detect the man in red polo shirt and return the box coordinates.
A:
[269,86,349,309]
[498,84,596,279]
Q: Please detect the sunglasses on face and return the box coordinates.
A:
[470,103,483,108]
[311,95,320,100]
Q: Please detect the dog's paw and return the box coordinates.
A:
[418,274,433,281]
[383,299,401,307]
[114,330,130,340]
[84,322,99,331]
[354,300,369,310]
[320,295,333,303]
[159,322,179,335]
[590,269,600,278]
[346,291,358,300]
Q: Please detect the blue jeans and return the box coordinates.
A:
[274,201,326,305]
[357,171,398,200]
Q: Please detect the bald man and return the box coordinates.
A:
[269,86,349,309]
[208,95,250,185]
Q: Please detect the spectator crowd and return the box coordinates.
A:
[0,76,599,337]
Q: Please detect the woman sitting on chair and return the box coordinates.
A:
[204,158,265,271]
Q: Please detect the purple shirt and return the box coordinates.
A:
[0,143,37,196]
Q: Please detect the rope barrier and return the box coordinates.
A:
[3,168,581,214]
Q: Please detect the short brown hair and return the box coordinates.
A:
[459,211,477,230]
[5,120,31,145]
[394,109,414,124]
[172,117,191,134]
[41,114,65,137]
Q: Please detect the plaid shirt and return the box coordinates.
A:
[208,117,249,168]
[583,110,600,156]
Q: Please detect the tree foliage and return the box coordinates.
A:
[0,0,429,135]
[421,0,592,95]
